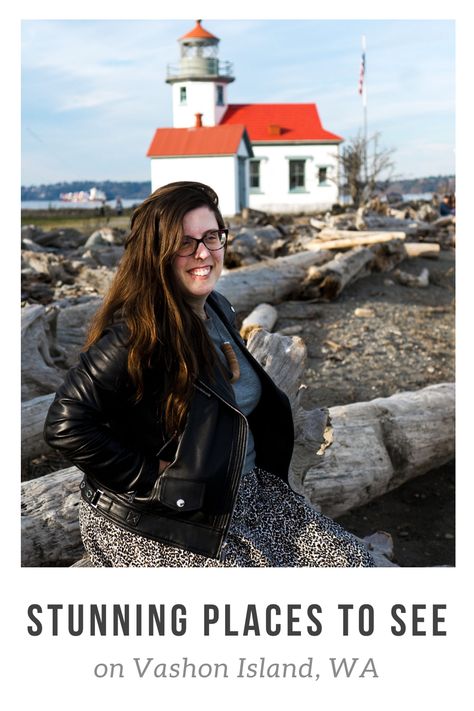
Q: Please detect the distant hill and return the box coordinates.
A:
[21,180,151,201]
[387,175,455,195]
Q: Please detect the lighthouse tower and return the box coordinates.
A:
[166,20,234,128]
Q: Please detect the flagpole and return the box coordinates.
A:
[361,34,368,185]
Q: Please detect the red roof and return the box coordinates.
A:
[220,103,342,143]
[146,124,251,157]
[179,20,218,41]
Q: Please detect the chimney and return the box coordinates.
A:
[195,113,203,128]
[268,124,281,136]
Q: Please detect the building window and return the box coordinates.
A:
[180,86,187,104]
[289,159,306,192]
[249,160,261,191]
[216,85,224,106]
[318,167,328,185]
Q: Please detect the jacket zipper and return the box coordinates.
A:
[196,378,249,559]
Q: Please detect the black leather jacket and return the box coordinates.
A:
[44,291,294,560]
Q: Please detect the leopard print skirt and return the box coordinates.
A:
[79,467,374,567]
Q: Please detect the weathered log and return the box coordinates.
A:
[432,215,455,229]
[363,216,435,235]
[309,217,327,230]
[355,206,367,230]
[368,239,407,272]
[227,225,286,266]
[22,393,55,468]
[80,245,124,268]
[21,250,77,284]
[32,227,87,250]
[55,297,101,367]
[240,303,278,339]
[84,226,126,247]
[246,328,309,411]
[316,229,407,244]
[299,247,374,300]
[306,233,408,252]
[21,305,65,401]
[294,382,455,518]
[393,267,430,287]
[218,250,333,311]
[404,242,440,258]
[21,465,85,566]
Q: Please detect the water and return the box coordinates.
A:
[22,194,434,211]
[402,192,433,202]
[21,198,142,210]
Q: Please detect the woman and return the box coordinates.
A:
[44,181,373,568]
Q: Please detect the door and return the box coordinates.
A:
[238,157,247,212]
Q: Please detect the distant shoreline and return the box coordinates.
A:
[22,193,435,213]
[21,198,140,211]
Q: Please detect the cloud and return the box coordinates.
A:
[57,89,130,112]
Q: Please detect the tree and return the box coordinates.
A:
[337,132,396,208]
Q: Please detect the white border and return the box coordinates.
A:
[7,2,471,708]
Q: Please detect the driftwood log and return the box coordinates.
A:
[21,328,454,567]
[240,303,278,339]
[218,250,333,311]
[21,466,84,566]
[368,239,408,272]
[310,230,407,249]
[294,382,455,517]
[362,216,435,235]
[21,305,65,400]
[227,225,286,266]
[404,242,440,258]
[55,298,101,367]
[300,246,374,300]
[22,393,55,470]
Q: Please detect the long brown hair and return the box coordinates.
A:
[84,181,226,436]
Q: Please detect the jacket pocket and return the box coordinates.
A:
[155,474,206,512]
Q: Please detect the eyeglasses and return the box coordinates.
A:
[176,228,228,257]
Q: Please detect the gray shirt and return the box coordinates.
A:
[204,304,262,474]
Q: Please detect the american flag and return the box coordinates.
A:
[358,49,366,95]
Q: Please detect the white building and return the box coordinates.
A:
[147,122,253,216]
[147,20,343,215]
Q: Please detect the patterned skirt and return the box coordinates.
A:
[79,467,374,567]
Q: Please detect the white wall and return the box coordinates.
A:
[249,142,340,213]
[150,155,239,216]
[171,81,228,128]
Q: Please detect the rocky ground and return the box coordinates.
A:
[22,203,455,567]
[274,249,455,567]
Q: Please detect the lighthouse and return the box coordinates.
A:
[148,20,343,214]
[166,19,234,128]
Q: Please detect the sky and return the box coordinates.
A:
[21,18,455,186]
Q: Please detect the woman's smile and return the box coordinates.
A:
[171,205,224,316]
[187,264,212,278]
